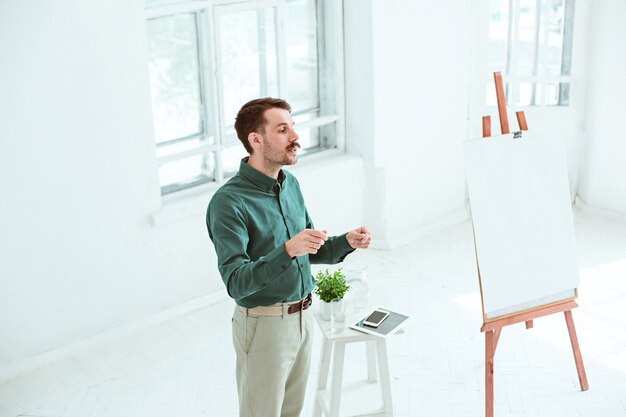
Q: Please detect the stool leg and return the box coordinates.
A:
[314,339,333,417]
[376,339,393,417]
[330,341,346,417]
[366,340,378,383]
[319,339,333,390]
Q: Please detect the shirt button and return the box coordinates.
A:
[285,215,290,219]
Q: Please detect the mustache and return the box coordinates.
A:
[288,142,301,150]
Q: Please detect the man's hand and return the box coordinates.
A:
[285,229,328,258]
[346,226,372,249]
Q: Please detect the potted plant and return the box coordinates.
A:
[314,268,350,320]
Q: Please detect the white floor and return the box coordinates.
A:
[2,210,626,417]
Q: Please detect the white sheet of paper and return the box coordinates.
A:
[463,131,579,319]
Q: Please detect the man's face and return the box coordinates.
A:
[259,107,300,167]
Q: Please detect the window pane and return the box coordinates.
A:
[222,145,247,175]
[543,0,566,76]
[156,137,208,159]
[298,125,320,151]
[218,8,278,126]
[159,154,214,194]
[545,82,562,106]
[286,0,319,112]
[222,130,239,148]
[147,14,203,143]
[515,0,539,76]
[293,113,320,150]
[515,82,534,106]
[487,0,509,73]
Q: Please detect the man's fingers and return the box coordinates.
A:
[306,229,328,240]
[353,232,371,247]
[301,230,327,252]
[308,237,326,246]
[353,232,370,242]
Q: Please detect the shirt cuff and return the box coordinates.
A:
[339,232,357,254]
[265,244,295,273]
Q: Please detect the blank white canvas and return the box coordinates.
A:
[463,132,579,319]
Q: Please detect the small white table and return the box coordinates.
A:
[312,311,396,417]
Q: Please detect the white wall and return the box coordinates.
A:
[0,0,162,377]
[577,0,626,215]
[345,0,471,248]
[0,1,364,379]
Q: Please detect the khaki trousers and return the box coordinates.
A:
[232,304,313,417]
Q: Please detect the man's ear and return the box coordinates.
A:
[248,132,262,151]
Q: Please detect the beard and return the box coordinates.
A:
[263,138,301,166]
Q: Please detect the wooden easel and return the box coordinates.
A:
[478,72,589,417]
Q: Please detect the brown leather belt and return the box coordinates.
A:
[245,293,312,317]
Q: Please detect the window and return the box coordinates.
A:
[487,0,575,107]
[145,0,343,195]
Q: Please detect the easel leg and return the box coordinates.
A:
[564,310,589,391]
[493,328,501,351]
[485,330,495,417]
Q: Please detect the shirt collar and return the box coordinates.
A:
[238,157,286,192]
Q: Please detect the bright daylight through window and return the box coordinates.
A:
[145,0,342,195]
[487,0,575,107]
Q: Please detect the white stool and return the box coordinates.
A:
[312,311,395,417]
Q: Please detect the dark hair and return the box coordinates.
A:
[234,97,292,154]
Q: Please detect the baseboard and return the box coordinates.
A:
[371,207,470,250]
[574,195,626,223]
[0,288,229,383]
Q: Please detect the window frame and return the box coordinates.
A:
[145,0,345,196]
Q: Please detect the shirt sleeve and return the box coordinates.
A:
[207,192,294,300]
[305,209,356,265]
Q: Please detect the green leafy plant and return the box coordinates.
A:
[314,268,350,302]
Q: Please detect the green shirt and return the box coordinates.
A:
[206,159,355,308]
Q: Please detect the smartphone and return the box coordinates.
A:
[362,309,390,328]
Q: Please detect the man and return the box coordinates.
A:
[206,97,371,417]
